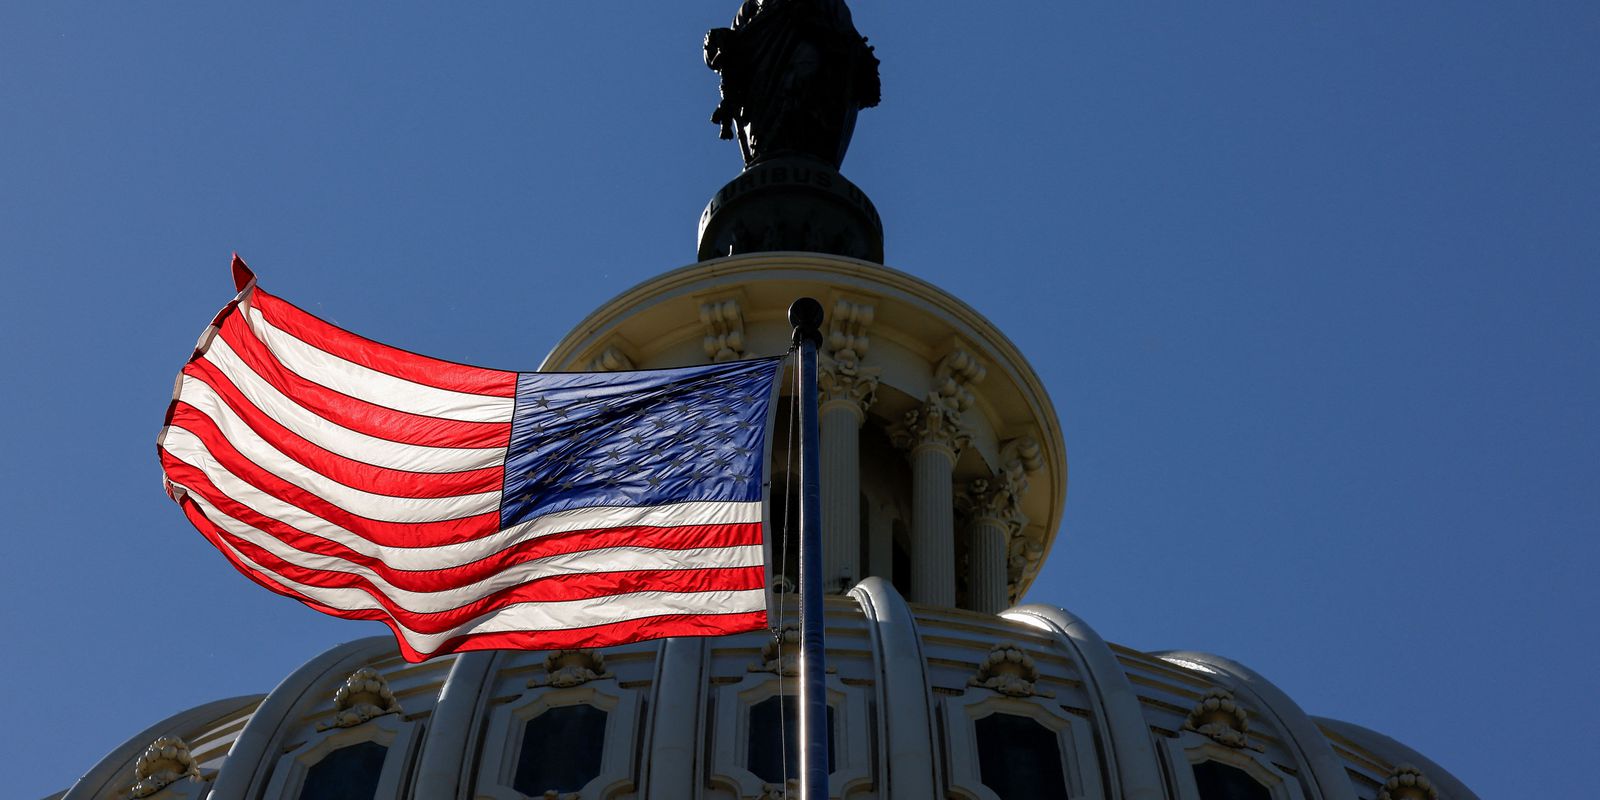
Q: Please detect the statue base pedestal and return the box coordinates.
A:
[698,158,884,264]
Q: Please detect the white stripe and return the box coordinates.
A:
[161,423,499,524]
[244,306,515,423]
[210,532,765,654]
[191,492,760,613]
[193,343,504,473]
[164,442,759,569]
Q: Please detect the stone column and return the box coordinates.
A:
[894,349,985,606]
[966,507,1012,614]
[963,437,1044,613]
[818,300,879,592]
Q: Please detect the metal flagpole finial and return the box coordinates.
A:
[789,297,824,347]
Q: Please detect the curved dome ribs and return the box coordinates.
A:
[57,255,1475,798]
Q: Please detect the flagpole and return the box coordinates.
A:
[789,297,830,800]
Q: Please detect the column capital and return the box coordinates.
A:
[890,399,971,463]
[891,347,987,463]
[818,352,880,422]
[963,437,1045,604]
[960,438,1043,533]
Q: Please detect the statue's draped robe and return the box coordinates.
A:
[712,0,879,168]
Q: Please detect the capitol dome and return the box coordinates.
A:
[52,252,1477,800]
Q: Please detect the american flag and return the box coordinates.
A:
[158,257,782,661]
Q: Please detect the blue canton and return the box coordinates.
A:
[501,357,783,528]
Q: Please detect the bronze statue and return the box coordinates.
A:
[706,0,881,169]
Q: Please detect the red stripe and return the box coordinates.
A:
[406,612,769,662]
[214,524,764,631]
[162,449,758,592]
[212,313,511,450]
[177,498,767,663]
[161,430,500,548]
[169,399,502,499]
[249,289,517,398]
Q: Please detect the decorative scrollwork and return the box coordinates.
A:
[128,735,201,798]
[700,298,747,362]
[1377,764,1439,800]
[1182,687,1258,750]
[757,778,799,800]
[750,623,802,676]
[818,352,880,417]
[531,649,613,688]
[967,642,1053,698]
[588,344,635,372]
[750,623,833,676]
[318,667,403,731]
[893,348,985,459]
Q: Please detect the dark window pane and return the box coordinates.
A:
[1193,760,1271,800]
[974,713,1069,800]
[890,520,911,596]
[747,695,835,784]
[300,741,387,800]
[513,704,609,795]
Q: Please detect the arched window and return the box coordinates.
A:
[974,713,1069,800]
[746,695,835,784]
[299,741,387,800]
[513,704,609,796]
[1193,760,1271,800]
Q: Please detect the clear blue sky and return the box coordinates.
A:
[2,3,1595,797]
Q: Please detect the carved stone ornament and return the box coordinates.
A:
[818,352,880,416]
[1377,764,1439,800]
[758,778,799,800]
[588,344,635,372]
[1182,687,1258,750]
[892,349,985,459]
[964,438,1043,530]
[317,667,403,731]
[968,437,1045,599]
[700,298,747,362]
[531,649,613,688]
[128,735,201,798]
[818,298,880,415]
[538,792,580,800]
[751,624,801,676]
[750,623,833,675]
[825,298,874,363]
[968,642,1053,698]
[1005,533,1045,602]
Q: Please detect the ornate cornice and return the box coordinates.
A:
[1182,687,1259,750]
[699,297,747,362]
[967,642,1053,698]
[531,649,613,688]
[818,298,881,419]
[818,353,880,420]
[892,348,984,461]
[749,623,801,676]
[539,253,1069,602]
[588,343,635,372]
[128,736,201,798]
[318,667,403,731]
[963,437,1044,532]
[1377,764,1439,800]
